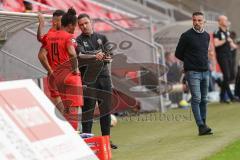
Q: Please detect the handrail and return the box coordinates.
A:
[0,11,52,18]
[99,17,167,112]
[24,28,37,36]
[99,18,158,49]
[1,49,47,74]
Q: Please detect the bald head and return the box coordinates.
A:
[218,15,227,22]
[218,15,229,28]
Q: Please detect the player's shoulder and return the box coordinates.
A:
[66,32,75,40]
[48,28,56,33]
[45,29,57,37]
[55,30,71,38]
[60,31,76,42]
[45,28,56,37]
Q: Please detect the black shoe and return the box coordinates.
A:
[231,97,240,102]
[198,125,213,136]
[110,141,118,149]
[220,99,231,104]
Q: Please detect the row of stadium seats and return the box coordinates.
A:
[1,0,134,31]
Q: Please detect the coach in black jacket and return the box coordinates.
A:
[213,15,238,103]
[175,11,212,136]
[76,13,117,149]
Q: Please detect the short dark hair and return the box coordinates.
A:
[23,1,32,10]
[61,8,77,27]
[78,13,90,20]
[192,11,204,17]
[53,9,65,17]
[23,1,31,6]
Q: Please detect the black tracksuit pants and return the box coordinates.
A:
[81,76,112,136]
[216,55,234,100]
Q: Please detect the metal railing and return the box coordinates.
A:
[98,17,167,112]
[135,0,191,21]
[1,49,47,74]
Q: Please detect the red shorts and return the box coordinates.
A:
[47,76,60,98]
[47,73,83,107]
[61,73,83,107]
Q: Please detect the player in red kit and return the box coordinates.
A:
[37,10,65,108]
[37,9,65,45]
[40,8,83,130]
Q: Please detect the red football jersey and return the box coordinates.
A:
[39,28,56,48]
[44,30,83,107]
[45,30,76,71]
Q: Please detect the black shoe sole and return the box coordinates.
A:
[111,145,118,149]
[199,131,213,136]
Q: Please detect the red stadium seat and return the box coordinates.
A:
[1,0,134,31]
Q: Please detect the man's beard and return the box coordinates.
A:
[194,25,201,31]
[193,25,204,33]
